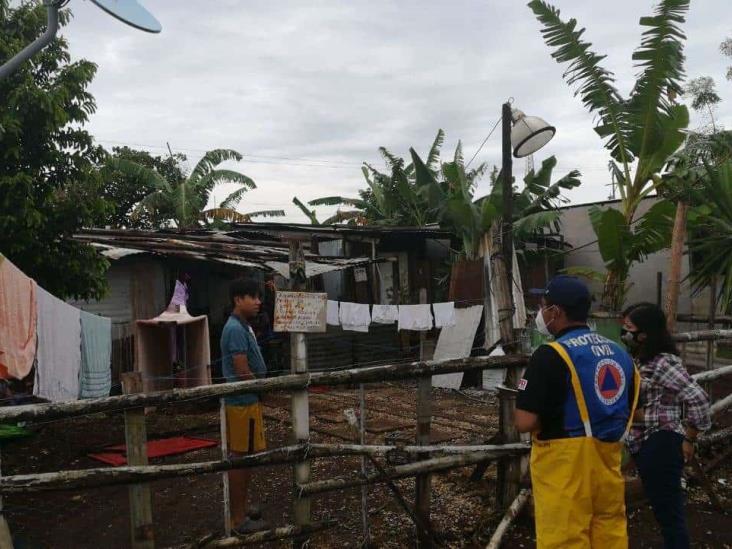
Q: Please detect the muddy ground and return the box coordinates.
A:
[3,382,730,548]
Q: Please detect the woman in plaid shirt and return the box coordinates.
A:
[622,303,711,549]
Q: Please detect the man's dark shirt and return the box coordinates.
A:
[516,326,583,440]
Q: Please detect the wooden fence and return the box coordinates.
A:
[1,332,731,549]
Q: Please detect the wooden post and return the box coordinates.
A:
[220,399,231,536]
[122,372,155,549]
[0,450,14,549]
[415,288,432,547]
[288,239,311,548]
[665,201,688,333]
[706,277,717,372]
[656,272,663,308]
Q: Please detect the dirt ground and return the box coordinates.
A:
[3,381,731,549]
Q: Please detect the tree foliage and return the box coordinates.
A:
[0,1,110,300]
[529,0,691,309]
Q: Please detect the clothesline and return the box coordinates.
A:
[327,301,457,333]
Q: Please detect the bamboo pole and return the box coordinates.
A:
[415,288,432,547]
[0,354,529,424]
[710,392,732,416]
[298,448,528,496]
[220,399,231,537]
[691,364,732,382]
[0,443,530,495]
[485,488,531,549]
[196,520,337,548]
[672,329,732,343]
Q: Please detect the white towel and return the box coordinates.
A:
[79,310,112,399]
[398,304,433,331]
[371,304,398,324]
[327,300,340,326]
[339,302,371,332]
[432,302,456,328]
[34,287,81,402]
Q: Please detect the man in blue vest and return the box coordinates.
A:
[516,275,639,549]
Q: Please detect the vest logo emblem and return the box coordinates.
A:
[594,359,626,405]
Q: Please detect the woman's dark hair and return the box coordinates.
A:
[622,302,677,361]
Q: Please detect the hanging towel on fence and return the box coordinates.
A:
[339,302,370,332]
[327,300,340,326]
[398,304,433,332]
[371,304,399,324]
[34,287,81,402]
[0,256,37,379]
[79,310,112,399]
[432,305,484,389]
[432,302,456,328]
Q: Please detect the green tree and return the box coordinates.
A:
[529,0,691,310]
[108,149,256,229]
[721,36,732,81]
[102,146,187,229]
[0,1,109,300]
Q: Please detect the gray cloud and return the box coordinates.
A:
[62,0,732,222]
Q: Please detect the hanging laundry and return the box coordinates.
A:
[327,300,340,326]
[371,304,399,324]
[34,287,81,402]
[398,304,433,332]
[339,302,371,333]
[79,310,112,399]
[0,256,37,380]
[432,302,457,328]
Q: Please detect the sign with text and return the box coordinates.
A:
[273,291,327,333]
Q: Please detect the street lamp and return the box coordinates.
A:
[0,0,161,81]
[500,101,555,289]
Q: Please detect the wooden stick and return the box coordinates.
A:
[691,364,732,382]
[196,520,337,548]
[485,488,531,549]
[710,392,732,416]
[0,443,530,495]
[220,399,231,537]
[415,288,432,547]
[122,372,155,549]
[298,449,527,496]
[672,329,732,343]
[0,354,529,424]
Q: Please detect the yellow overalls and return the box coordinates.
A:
[530,342,640,549]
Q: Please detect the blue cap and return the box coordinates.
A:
[531,275,590,308]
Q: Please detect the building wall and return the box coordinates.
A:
[559,198,693,313]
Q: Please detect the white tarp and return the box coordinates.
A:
[431,305,484,389]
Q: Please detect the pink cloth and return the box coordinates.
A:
[0,256,37,379]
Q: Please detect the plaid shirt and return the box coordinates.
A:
[627,353,711,454]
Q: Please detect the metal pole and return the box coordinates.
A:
[502,101,514,302]
[0,1,60,81]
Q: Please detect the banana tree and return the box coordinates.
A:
[529,0,691,309]
[107,149,255,229]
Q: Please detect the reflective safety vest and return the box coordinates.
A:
[556,327,636,441]
[529,335,640,549]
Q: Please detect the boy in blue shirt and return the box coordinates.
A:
[221,278,268,533]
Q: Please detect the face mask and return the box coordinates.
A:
[535,306,555,337]
[621,328,641,350]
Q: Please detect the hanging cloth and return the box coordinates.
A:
[371,304,399,324]
[0,256,37,379]
[432,302,456,328]
[327,300,340,326]
[397,304,433,331]
[79,310,112,399]
[339,302,370,333]
[34,287,81,402]
[529,341,640,549]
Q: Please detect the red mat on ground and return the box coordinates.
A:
[88,436,218,466]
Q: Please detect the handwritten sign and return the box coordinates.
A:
[273,291,327,333]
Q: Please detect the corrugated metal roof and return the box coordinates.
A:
[74,228,369,277]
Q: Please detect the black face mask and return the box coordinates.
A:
[621,328,641,350]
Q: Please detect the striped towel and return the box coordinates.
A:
[79,310,112,399]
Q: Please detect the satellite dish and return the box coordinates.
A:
[89,0,162,33]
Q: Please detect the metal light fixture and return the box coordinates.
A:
[510,108,556,158]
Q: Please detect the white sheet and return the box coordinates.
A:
[431,305,484,389]
[339,302,371,333]
[371,304,398,324]
[432,302,456,328]
[482,345,507,390]
[34,287,81,402]
[397,304,433,332]
[327,300,340,326]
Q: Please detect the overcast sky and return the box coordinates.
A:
[62,0,732,223]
